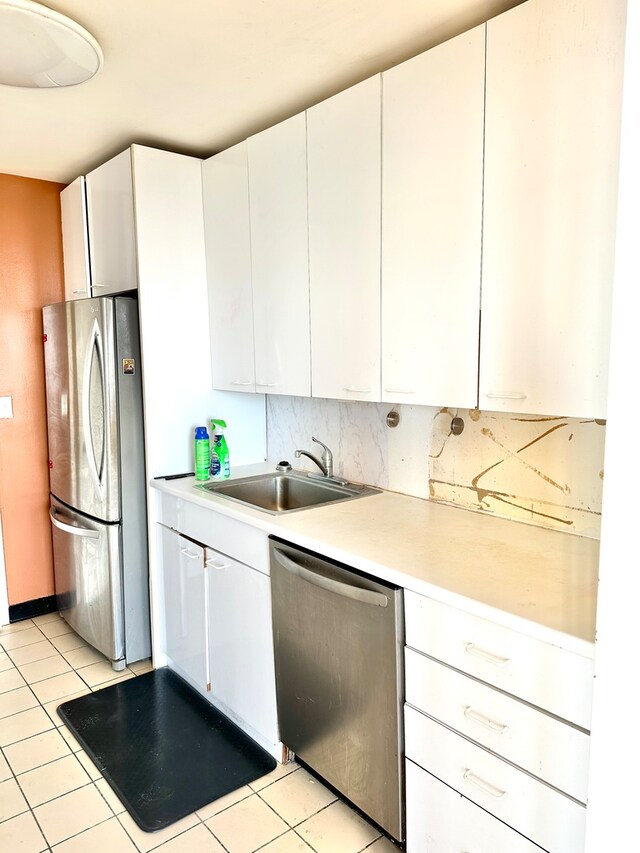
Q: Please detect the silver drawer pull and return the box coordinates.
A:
[464,642,511,667]
[205,558,230,570]
[464,706,509,734]
[463,769,507,800]
[484,392,527,400]
[384,388,416,394]
[343,386,372,393]
[231,380,253,386]
[180,547,200,560]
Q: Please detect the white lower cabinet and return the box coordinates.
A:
[160,527,208,693]
[404,588,592,853]
[406,706,586,853]
[158,518,279,756]
[206,545,278,743]
[406,760,545,853]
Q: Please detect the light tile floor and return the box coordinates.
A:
[1,614,399,853]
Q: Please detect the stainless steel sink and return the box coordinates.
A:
[195,471,380,514]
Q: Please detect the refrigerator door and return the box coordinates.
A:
[49,495,124,663]
[43,299,120,522]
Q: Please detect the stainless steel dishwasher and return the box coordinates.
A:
[270,537,404,841]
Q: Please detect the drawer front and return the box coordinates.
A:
[159,494,269,573]
[405,591,593,729]
[405,705,586,853]
[406,759,545,853]
[405,648,590,802]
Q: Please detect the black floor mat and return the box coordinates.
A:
[57,667,277,832]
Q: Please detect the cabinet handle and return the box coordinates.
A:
[256,382,278,388]
[205,558,230,570]
[484,392,527,400]
[72,289,87,295]
[384,388,416,394]
[343,386,372,393]
[231,380,253,386]
[463,769,507,800]
[92,283,106,288]
[464,642,511,668]
[180,547,200,560]
[464,706,509,734]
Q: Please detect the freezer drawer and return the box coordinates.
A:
[50,496,124,664]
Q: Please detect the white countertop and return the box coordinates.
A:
[151,463,599,659]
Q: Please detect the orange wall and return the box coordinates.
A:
[0,174,65,605]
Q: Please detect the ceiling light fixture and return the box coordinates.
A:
[0,0,102,88]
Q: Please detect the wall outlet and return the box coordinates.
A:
[0,396,14,419]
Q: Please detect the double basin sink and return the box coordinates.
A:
[196,470,380,514]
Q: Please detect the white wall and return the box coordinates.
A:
[585,0,638,845]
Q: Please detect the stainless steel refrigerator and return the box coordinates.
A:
[42,296,150,670]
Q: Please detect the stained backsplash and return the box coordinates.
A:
[266,396,605,538]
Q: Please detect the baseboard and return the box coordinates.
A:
[9,594,57,623]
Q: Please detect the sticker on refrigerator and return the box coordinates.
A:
[122,358,135,375]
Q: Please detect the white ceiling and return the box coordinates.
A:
[0,0,523,185]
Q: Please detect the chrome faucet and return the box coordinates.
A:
[295,436,334,479]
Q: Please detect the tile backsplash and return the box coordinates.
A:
[266,396,605,538]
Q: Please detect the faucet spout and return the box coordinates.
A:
[294,436,334,479]
[294,449,328,476]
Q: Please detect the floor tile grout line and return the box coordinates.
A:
[198,818,234,853]
[3,736,74,778]
[43,813,115,850]
[12,756,94,813]
[0,714,90,853]
[253,781,336,832]
[251,825,301,852]
[248,763,300,794]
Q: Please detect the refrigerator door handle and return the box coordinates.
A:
[49,508,100,539]
[82,318,107,495]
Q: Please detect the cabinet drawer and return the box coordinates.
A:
[159,494,269,574]
[405,591,593,729]
[405,648,590,802]
[406,759,544,853]
[405,706,586,853]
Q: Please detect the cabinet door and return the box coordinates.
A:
[160,527,208,694]
[60,177,91,300]
[203,142,256,392]
[248,114,311,397]
[206,547,278,744]
[480,0,626,418]
[308,76,381,402]
[85,149,138,295]
[381,27,484,408]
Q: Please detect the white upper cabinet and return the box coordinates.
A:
[85,149,137,296]
[480,0,625,418]
[203,142,256,393]
[308,75,382,402]
[247,114,311,397]
[381,26,484,409]
[60,176,91,300]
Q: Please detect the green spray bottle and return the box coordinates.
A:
[209,419,230,479]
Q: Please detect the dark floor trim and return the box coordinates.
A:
[9,594,57,623]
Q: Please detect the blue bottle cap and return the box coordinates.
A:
[195,426,208,439]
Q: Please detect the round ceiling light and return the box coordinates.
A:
[0,0,103,88]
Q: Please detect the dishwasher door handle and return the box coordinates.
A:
[273,549,389,607]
